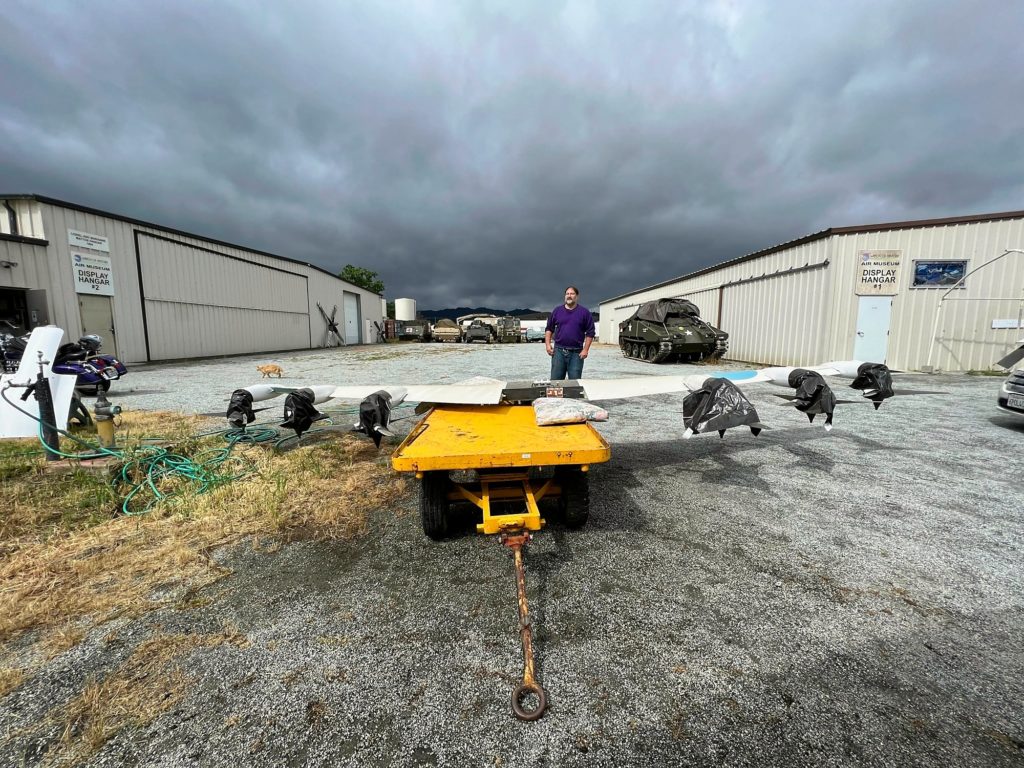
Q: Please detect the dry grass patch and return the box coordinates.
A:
[0,666,26,698]
[0,411,408,657]
[7,625,248,766]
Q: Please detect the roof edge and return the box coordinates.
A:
[0,232,49,247]
[599,207,1024,306]
[0,193,383,296]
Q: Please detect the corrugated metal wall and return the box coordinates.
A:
[829,218,1024,371]
[600,216,1024,371]
[599,237,834,365]
[0,200,46,239]
[720,262,832,365]
[0,239,51,295]
[137,233,310,359]
[0,198,385,363]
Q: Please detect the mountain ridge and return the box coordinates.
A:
[417,307,549,321]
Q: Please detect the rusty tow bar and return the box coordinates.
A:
[500,529,547,721]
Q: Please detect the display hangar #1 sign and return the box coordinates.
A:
[856,250,902,296]
[71,251,115,295]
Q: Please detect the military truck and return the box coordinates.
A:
[618,298,727,363]
[431,318,462,343]
[496,315,521,343]
[464,318,496,344]
[397,319,432,342]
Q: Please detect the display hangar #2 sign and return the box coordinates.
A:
[71,251,115,295]
[856,250,902,296]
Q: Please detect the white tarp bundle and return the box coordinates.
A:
[533,397,609,426]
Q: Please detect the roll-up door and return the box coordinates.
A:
[137,233,309,360]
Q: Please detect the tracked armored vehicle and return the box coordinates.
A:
[619,298,727,363]
[464,318,496,343]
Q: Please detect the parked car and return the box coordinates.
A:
[998,368,1024,417]
[996,340,1024,418]
[525,327,546,343]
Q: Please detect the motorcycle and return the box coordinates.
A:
[1,325,128,395]
[70,334,128,394]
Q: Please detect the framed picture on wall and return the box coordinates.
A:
[911,260,968,288]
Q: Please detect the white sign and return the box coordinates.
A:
[992,319,1022,329]
[856,249,902,296]
[68,228,110,252]
[71,251,115,295]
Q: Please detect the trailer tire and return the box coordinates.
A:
[556,467,590,528]
[420,471,450,540]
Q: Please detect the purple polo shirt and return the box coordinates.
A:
[546,304,595,349]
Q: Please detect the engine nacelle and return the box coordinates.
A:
[281,388,327,438]
[787,369,838,428]
[682,378,765,438]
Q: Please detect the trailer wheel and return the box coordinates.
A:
[556,467,590,528]
[420,471,451,540]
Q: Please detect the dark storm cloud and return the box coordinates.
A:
[2,1,1023,310]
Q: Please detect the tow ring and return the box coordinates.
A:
[512,682,547,721]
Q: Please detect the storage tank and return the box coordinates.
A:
[395,298,417,321]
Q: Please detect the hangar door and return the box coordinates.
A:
[137,233,309,360]
[343,291,361,344]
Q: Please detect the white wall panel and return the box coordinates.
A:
[600,236,833,363]
[137,233,309,359]
[830,217,1024,371]
[600,215,1024,370]
[0,240,51,294]
[719,263,832,365]
[31,200,385,362]
[138,234,307,312]
[141,302,310,359]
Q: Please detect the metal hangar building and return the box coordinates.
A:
[598,210,1024,372]
[0,194,385,364]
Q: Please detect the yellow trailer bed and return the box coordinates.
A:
[391,404,611,537]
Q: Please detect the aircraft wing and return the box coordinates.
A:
[247,361,886,407]
[226,360,904,439]
[330,381,506,405]
[578,369,784,400]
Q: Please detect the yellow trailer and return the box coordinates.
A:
[391,404,611,538]
[392,402,611,720]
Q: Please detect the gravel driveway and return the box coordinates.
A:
[4,342,1023,767]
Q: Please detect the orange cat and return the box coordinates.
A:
[256,364,284,378]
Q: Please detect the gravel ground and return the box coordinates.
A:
[3,342,1023,767]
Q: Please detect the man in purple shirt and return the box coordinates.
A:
[545,285,596,380]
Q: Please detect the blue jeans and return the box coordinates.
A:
[550,346,584,380]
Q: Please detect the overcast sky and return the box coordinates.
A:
[2,1,1023,310]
